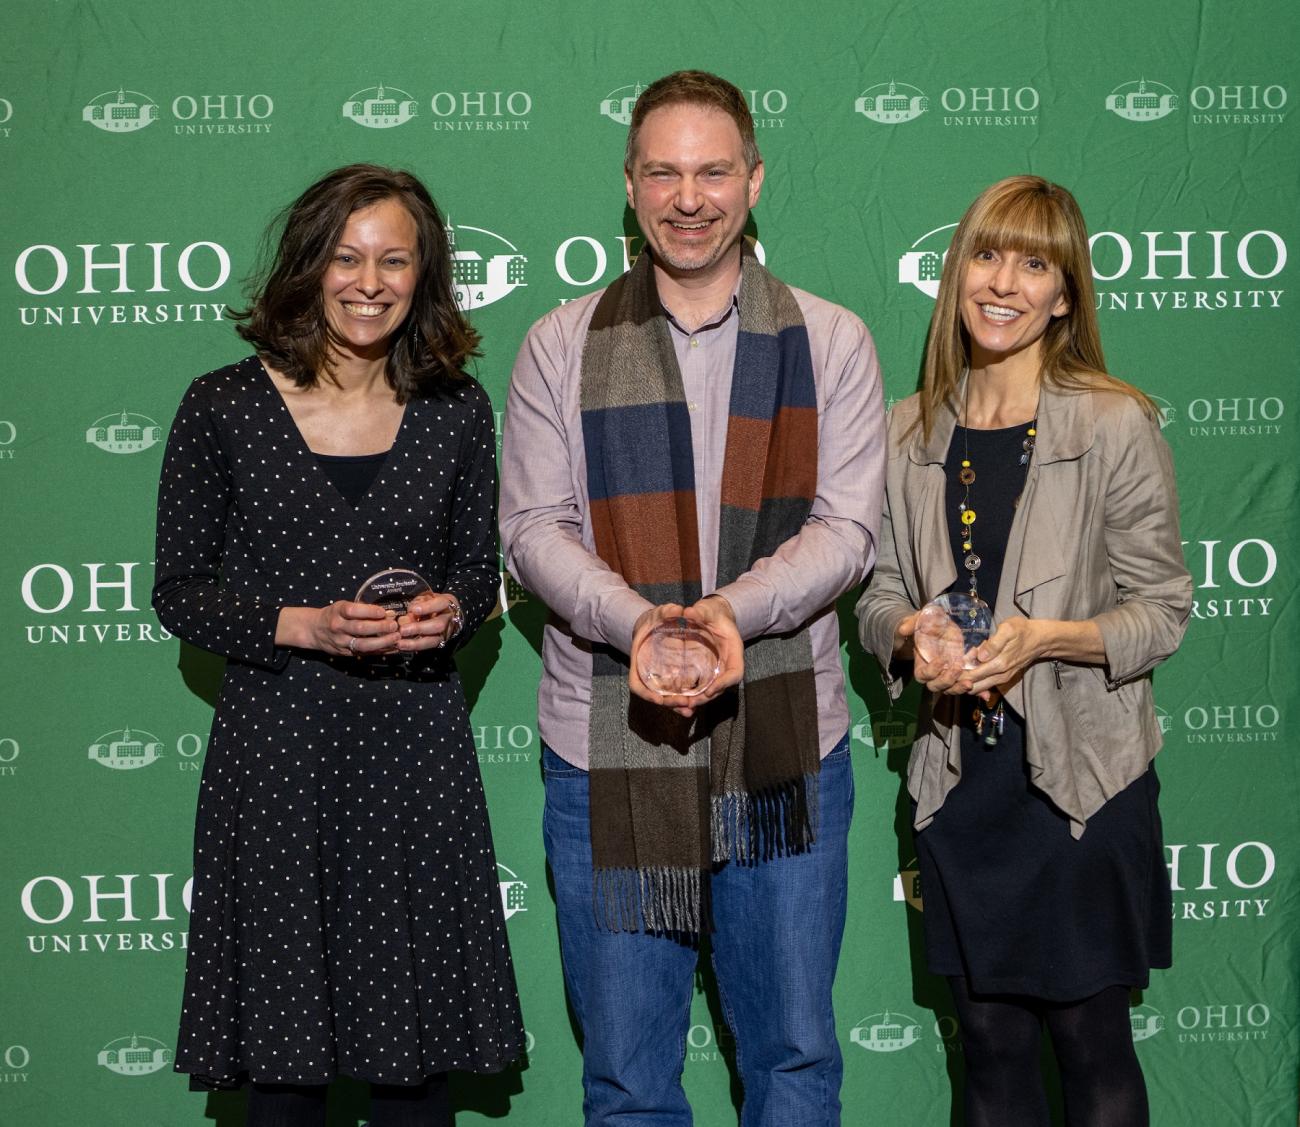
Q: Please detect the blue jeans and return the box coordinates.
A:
[542,736,853,1127]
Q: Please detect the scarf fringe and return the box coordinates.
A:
[593,865,710,935]
[711,772,821,864]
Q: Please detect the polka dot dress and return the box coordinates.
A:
[154,357,524,1088]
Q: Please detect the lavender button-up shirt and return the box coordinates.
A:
[500,282,885,768]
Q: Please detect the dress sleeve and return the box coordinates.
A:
[151,379,290,670]
[443,384,502,646]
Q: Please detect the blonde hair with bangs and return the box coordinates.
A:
[916,175,1154,439]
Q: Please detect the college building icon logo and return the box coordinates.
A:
[85,411,163,454]
[855,80,928,124]
[96,1035,172,1076]
[849,1012,923,1052]
[1130,1004,1166,1042]
[83,89,159,133]
[1149,395,1175,430]
[599,83,645,125]
[88,728,164,771]
[497,863,528,920]
[342,84,418,129]
[898,223,958,298]
[449,222,526,311]
[1105,78,1178,122]
[487,570,529,621]
[894,857,923,911]
[852,707,919,753]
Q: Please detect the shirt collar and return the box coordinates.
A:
[662,278,741,337]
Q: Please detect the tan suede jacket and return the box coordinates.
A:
[856,382,1192,837]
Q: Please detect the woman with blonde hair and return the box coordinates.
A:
[857,175,1190,1126]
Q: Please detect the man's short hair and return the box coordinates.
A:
[624,70,761,172]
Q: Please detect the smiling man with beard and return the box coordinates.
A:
[500,70,885,1125]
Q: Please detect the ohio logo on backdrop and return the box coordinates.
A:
[1188,82,1287,125]
[0,736,18,779]
[474,719,534,767]
[15,239,235,330]
[896,222,1285,313]
[1106,78,1286,126]
[1154,394,1284,440]
[897,224,958,298]
[599,83,646,125]
[449,222,526,310]
[19,561,174,648]
[83,87,274,136]
[1158,700,1281,747]
[857,80,1037,127]
[342,84,419,128]
[1173,999,1272,1045]
[894,856,923,911]
[1166,838,1276,922]
[0,1042,30,1082]
[849,1012,924,1052]
[0,96,13,139]
[486,566,529,622]
[85,412,163,454]
[97,1035,172,1076]
[1130,1004,1166,1042]
[600,82,787,129]
[684,1020,736,1065]
[851,706,919,754]
[88,728,164,771]
[855,80,928,124]
[83,88,159,132]
[342,83,531,133]
[497,863,528,920]
[1105,78,1179,122]
[21,871,192,955]
[1183,534,1276,621]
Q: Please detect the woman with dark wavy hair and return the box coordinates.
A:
[153,164,524,1126]
[857,176,1190,1126]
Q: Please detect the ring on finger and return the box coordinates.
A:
[348,636,358,654]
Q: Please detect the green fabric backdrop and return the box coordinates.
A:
[1,2,1296,1123]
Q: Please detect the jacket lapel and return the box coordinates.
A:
[907,399,958,602]
[998,384,1097,715]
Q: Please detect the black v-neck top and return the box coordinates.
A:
[314,450,390,508]
[153,355,500,672]
[942,423,1032,607]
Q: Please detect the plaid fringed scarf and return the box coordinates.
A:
[579,246,821,935]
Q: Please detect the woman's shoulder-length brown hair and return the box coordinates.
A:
[916,174,1155,439]
[233,163,480,402]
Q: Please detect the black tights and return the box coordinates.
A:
[246,1074,451,1127]
[949,977,1150,1127]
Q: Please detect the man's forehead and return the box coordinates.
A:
[631,102,745,162]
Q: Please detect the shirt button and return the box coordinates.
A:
[690,338,699,348]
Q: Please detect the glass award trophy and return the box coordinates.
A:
[913,593,994,671]
[355,568,434,616]
[354,569,434,664]
[635,617,721,698]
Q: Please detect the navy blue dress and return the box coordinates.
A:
[914,423,1172,1001]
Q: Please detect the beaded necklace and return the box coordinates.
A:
[957,378,1037,744]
